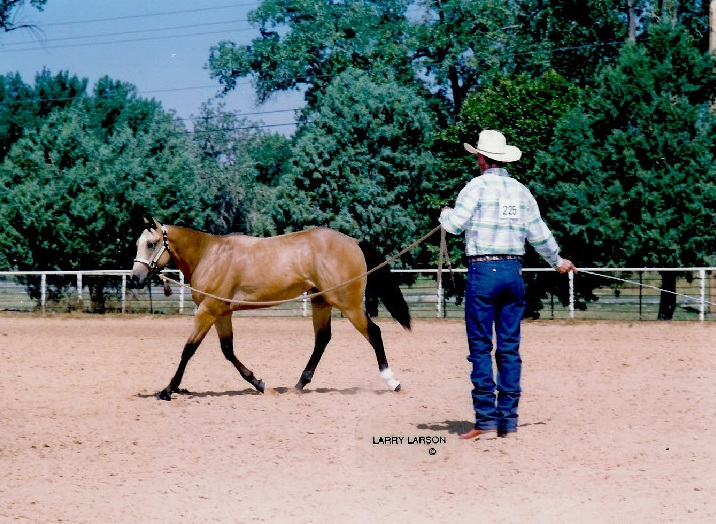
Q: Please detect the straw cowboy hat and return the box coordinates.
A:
[464,130,522,163]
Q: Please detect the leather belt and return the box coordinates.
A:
[469,254,523,263]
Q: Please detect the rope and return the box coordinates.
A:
[436,226,455,292]
[158,225,443,306]
[580,269,716,308]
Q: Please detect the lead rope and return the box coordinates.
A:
[158,225,444,306]
[436,226,455,295]
[580,269,716,308]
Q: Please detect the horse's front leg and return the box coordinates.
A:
[214,314,265,393]
[158,307,216,401]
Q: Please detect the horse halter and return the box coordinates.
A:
[133,225,171,277]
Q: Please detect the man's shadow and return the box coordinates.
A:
[416,420,474,435]
[416,420,546,434]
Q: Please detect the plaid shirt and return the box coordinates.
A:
[439,168,562,269]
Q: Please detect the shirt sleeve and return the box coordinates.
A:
[524,192,563,269]
[439,179,480,235]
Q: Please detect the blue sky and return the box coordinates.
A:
[0,0,303,133]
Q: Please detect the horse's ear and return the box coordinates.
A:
[142,215,156,231]
[142,215,163,232]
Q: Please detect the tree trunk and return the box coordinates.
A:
[710,1,716,53]
[657,271,677,320]
[627,0,637,42]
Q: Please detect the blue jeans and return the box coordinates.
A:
[464,259,525,432]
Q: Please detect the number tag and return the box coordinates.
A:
[499,199,521,220]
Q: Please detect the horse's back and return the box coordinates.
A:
[279,227,366,276]
[218,228,366,304]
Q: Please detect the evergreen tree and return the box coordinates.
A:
[536,23,716,318]
[275,69,437,264]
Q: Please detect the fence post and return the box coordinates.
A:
[639,272,643,321]
[76,273,83,310]
[121,274,126,313]
[699,268,706,322]
[40,273,47,312]
[179,272,185,314]
[568,271,574,319]
[437,280,443,318]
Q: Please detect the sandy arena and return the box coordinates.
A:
[1,314,715,523]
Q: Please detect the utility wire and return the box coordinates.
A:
[1,19,253,48]
[37,2,259,27]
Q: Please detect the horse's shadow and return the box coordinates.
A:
[134,389,258,399]
[136,386,386,399]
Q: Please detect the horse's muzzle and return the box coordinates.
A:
[127,274,146,289]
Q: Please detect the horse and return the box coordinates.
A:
[128,216,411,400]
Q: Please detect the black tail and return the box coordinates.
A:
[358,241,411,330]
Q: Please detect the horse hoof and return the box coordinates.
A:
[157,389,172,401]
[380,368,401,391]
[256,380,265,393]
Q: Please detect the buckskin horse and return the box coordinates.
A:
[129,216,411,400]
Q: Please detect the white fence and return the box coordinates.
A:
[1,268,716,321]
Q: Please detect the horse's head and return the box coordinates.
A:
[128,216,171,289]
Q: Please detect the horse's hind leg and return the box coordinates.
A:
[215,315,265,393]
[345,309,401,392]
[296,299,332,391]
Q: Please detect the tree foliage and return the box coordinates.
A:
[0,106,203,272]
[208,0,416,108]
[535,23,716,318]
[274,69,437,264]
[0,0,47,33]
[538,23,716,267]
[0,73,210,309]
[192,100,290,236]
[0,69,87,160]
[510,0,628,85]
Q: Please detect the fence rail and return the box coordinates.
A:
[2,268,716,321]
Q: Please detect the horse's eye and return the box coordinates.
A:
[147,242,156,249]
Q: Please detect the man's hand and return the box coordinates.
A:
[557,259,577,274]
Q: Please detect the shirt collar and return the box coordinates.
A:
[483,167,510,177]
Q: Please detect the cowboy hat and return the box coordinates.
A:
[464,130,522,162]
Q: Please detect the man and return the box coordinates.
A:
[440,130,576,440]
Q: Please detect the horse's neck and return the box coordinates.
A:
[165,225,211,282]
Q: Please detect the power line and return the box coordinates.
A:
[2,19,254,48]
[37,2,258,28]
[0,27,256,53]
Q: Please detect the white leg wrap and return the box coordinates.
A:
[380,367,401,391]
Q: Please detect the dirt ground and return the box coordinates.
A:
[1,313,715,523]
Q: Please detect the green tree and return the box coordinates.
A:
[275,69,437,264]
[510,0,629,85]
[536,23,716,319]
[191,100,290,236]
[0,70,87,160]
[208,0,416,109]
[0,81,206,311]
[411,0,522,115]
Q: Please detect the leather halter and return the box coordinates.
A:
[133,225,171,276]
